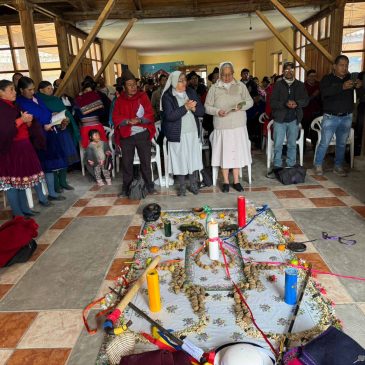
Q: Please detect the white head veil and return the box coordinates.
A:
[216,61,235,89]
[160,71,182,111]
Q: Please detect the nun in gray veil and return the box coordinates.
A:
[161,71,205,196]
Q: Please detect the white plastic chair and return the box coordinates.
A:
[311,116,354,168]
[198,118,210,166]
[80,126,115,178]
[258,112,269,151]
[115,125,163,187]
[266,120,304,169]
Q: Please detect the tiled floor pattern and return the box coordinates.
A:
[0,173,364,364]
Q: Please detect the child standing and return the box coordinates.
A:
[85,129,112,186]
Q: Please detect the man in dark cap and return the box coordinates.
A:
[269,61,308,171]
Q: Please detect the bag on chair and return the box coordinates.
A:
[128,177,147,200]
[274,165,306,185]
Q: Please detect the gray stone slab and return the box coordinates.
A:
[290,207,365,302]
[0,216,131,311]
[67,310,105,365]
[335,304,365,348]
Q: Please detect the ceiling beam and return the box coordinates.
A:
[62,1,328,20]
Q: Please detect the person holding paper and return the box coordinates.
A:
[112,69,156,197]
[161,71,205,196]
[37,81,80,192]
[16,77,67,202]
[205,62,253,192]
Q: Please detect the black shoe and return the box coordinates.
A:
[177,185,186,196]
[55,187,64,194]
[232,183,244,192]
[189,183,199,195]
[24,209,40,216]
[48,195,66,201]
[39,200,53,207]
[61,184,74,191]
[118,190,128,198]
[222,184,229,193]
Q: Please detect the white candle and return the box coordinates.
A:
[208,220,219,260]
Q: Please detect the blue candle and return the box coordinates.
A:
[285,268,298,305]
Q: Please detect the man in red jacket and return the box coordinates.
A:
[112,70,156,196]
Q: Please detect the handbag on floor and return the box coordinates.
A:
[274,165,306,185]
[0,216,38,267]
[128,177,147,200]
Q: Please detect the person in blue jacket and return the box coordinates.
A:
[161,71,205,196]
[16,77,67,202]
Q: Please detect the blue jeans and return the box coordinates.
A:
[5,188,31,216]
[314,113,352,167]
[273,120,298,167]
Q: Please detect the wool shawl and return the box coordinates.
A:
[112,91,155,145]
[36,92,81,144]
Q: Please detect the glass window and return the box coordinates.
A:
[71,35,78,55]
[0,26,10,49]
[320,17,327,39]
[35,23,57,46]
[95,44,101,60]
[344,2,365,27]
[68,35,72,55]
[327,15,331,38]
[90,43,96,59]
[42,69,62,84]
[313,21,319,40]
[0,50,14,71]
[86,47,91,59]
[77,37,84,51]
[9,25,25,47]
[296,31,301,49]
[38,47,61,69]
[343,52,363,73]
[307,24,313,36]
[342,28,365,52]
[13,48,28,70]
[92,60,98,75]
[300,33,306,47]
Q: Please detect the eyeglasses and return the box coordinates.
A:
[322,232,357,245]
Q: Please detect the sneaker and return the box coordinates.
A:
[48,195,66,201]
[313,165,323,176]
[97,180,105,187]
[105,179,112,186]
[39,200,53,207]
[333,166,347,177]
[118,190,128,198]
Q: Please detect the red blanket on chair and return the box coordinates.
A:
[0,217,38,267]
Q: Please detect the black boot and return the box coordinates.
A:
[188,173,199,195]
[177,175,186,196]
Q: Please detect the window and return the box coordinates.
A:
[0,23,61,83]
[294,14,331,81]
[67,33,103,76]
[342,2,365,72]
[114,63,122,79]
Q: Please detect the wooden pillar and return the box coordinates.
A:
[270,0,335,64]
[95,18,137,81]
[55,18,70,72]
[329,4,345,58]
[55,0,116,97]
[16,0,42,86]
[256,10,309,71]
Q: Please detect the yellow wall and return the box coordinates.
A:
[139,49,253,76]
[101,40,140,85]
[252,27,294,80]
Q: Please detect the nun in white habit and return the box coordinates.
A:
[161,71,205,196]
[205,62,253,193]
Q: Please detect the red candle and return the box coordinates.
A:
[237,196,246,227]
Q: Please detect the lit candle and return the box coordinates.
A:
[237,196,246,227]
[208,219,219,260]
[147,269,161,312]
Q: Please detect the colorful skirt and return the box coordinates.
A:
[0,139,45,190]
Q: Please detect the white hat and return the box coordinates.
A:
[214,343,275,365]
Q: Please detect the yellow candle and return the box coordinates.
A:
[147,269,161,312]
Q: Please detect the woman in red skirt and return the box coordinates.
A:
[0,79,45,217]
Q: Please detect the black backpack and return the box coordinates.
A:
[5,239,37,267]
[128,177,147,200]
[274,165,306,185]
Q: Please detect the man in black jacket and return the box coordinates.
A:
[269,62,308,170]
[314,55,363,176]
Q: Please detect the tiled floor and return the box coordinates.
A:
[0,151,364,364]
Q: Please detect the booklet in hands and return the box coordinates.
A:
[226,101,246,114]
[50,110,66,126]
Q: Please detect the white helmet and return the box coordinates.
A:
[214,343,275,365]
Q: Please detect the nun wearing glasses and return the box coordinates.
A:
[161,71,204,196]
[205,61,253,193]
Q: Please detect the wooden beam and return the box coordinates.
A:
[95,18,136,81]
[270,0,335,64]
[132,0,142,11]
[55,0,116,97]
[256,10,309,71]
[16,0,42,86]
